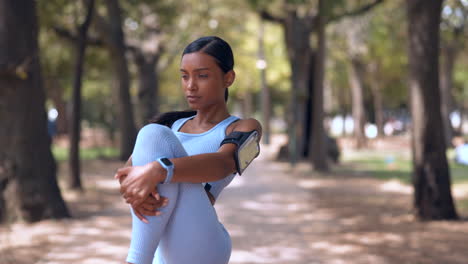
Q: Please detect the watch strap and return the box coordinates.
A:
[157,157,174,184]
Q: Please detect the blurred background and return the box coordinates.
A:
[1,0,468,263]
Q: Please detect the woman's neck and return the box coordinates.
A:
[193,104,230,126]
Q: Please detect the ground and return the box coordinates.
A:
[1,135,468,264]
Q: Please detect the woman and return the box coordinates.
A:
[115,36,262,264]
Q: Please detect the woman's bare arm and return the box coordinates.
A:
[115,118,262,207]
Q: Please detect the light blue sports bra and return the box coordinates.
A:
[171,115,240,199]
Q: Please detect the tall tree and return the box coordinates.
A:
[68,0,95,190]
[123,1,181,126]
[257,0,383,165]
[310,0,328,170]
[368,61,384,137]
[0,0,69,222]
[440,0,467,146]
[343,14,373,148]
[257,19,271,145]
[94,0,137,160]
[406,0,458,220]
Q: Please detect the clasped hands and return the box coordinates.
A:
[115,162,167,223]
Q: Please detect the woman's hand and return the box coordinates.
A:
[114,162,165,207]
[132,192,169,223]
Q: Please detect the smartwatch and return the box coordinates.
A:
[157,157,174,184]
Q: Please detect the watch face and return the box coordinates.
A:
[160,158,173,166]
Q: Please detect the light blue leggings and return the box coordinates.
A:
[126,124,231,264]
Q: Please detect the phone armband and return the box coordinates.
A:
[220,130,260,175]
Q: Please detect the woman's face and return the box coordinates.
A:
[180,52,232,110]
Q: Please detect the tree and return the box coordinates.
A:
[68,0,95,190]
[406,0,458,220]
[257,0,383,167]
[122,1,182,126]
[310,0,328,170]
[342,14,373,147]
[0,0,69,222]
[94,0,137,160]
[440,0,468,145]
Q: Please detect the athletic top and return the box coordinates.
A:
[171,115,240,199]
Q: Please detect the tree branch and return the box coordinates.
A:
[259,10,285,24]
[53,26,104,46]
[327,0,385,24]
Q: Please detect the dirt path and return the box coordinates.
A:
[1,140,468,264]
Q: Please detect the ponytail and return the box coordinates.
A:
[148,110,197,128]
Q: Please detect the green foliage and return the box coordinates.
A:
[52,146,119,161]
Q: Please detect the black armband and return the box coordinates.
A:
[220,130,260,175]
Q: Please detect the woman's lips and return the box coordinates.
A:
[187,96,200,103]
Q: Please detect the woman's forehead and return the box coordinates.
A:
[180,52,217,69]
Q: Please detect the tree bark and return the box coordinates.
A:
[369,62,384,137]
[95,0,137,160]
[0,0,69,222]
[348,57,367,148]
[258,20,271,145]
[132,49,159,126]
[440,42,457,146]
[68,0,95,190]
[310,0,328,171]
[283,12,312,164]
[407,0,458,220]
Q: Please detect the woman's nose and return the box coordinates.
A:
[187,78,197,90]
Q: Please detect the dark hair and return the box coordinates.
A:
[149,36,234,127]
[183,36,234,102]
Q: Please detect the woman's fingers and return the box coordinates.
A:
[134,209,148,223]
[114,166,130,179]
[151,190,161,201]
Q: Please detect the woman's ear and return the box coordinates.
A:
[225,70,236,88]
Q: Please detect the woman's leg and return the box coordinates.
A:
[126,124,188,264]
[126,124,231,264]
[157,183,232,264]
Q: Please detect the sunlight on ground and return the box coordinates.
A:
[231,246,304,263]
[378,180,412,194]
[343,232,404,245]
[310,241,356,254]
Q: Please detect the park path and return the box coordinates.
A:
[2,136,468,264]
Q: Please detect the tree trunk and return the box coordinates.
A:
[304,52,315,159]
[349,57,367,148]
[0,0,69,222]
[369,62,384,137]
[258,20,271,145]
[241,91,254,118]
[68,0,95,190]
[310,0,328,171]
[440,43,457,147]
[134,50,159,126]
[407,0,458,220]
[283,12,312,164]
[96,0,137,160]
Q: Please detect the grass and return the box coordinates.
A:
[338,149,468,185]
[336,148,468,215]
[52,145,119,162]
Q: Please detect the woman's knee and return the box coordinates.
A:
[138,123,175,140]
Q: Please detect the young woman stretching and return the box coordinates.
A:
[114,36,262,264]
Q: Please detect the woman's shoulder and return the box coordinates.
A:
[226,117,262,136]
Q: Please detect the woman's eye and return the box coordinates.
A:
[199,74,208,78]
[181,75,188,80]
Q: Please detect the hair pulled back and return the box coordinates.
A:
[149,36,234,127]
